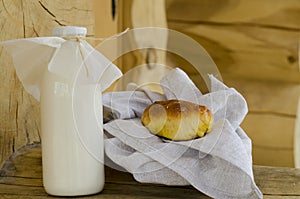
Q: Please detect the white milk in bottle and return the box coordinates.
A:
[40,26,104,196]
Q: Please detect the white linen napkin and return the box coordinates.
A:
[103,68,262,199]
[1,37,122,100]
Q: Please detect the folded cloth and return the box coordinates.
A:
[103,68,262,199]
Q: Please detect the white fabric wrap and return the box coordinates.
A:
[103,68,262,199]
[1,37,122,100]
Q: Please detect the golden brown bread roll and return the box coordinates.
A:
[141,100,213,141]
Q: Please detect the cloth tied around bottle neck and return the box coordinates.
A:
[102,68,262,199]
[0,34,124,101]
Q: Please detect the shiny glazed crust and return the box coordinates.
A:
[141,100,213,141]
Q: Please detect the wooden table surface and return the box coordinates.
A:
[0,145,299,199]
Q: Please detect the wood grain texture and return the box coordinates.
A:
[0,146,300,198]
[0,146,210,198]
[114,0,170,93]
[94,0,299,168]
[252,147,294,168]
[0,0,94,172]
[166,0,300,167]
[242,113,295,167]
[189,75,300,116]
[166,0,300,83]
[94,0,119,38]
[167,0,300,28]
[189,74,300,167]
[131,0,168,67]
[295,98,300,168]
[167,22,299,83]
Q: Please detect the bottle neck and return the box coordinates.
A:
[61,36,84,42]
[52,26,87,38]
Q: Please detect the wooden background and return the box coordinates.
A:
[0,0,299,171]
[96,0,300,167]
[165,0,300,167]
[0,0,94,171]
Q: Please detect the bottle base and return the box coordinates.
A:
[44,183,104,196]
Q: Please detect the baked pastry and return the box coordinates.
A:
[141,100,213,141]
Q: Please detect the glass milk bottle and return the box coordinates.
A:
[40,26,104,196]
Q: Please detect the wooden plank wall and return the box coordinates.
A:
[95,0,300,167]
[166,0,300,167]
[95,0,171,93]
[1,0,298,169]
[115,0,170,92]
[0,0,94,170]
